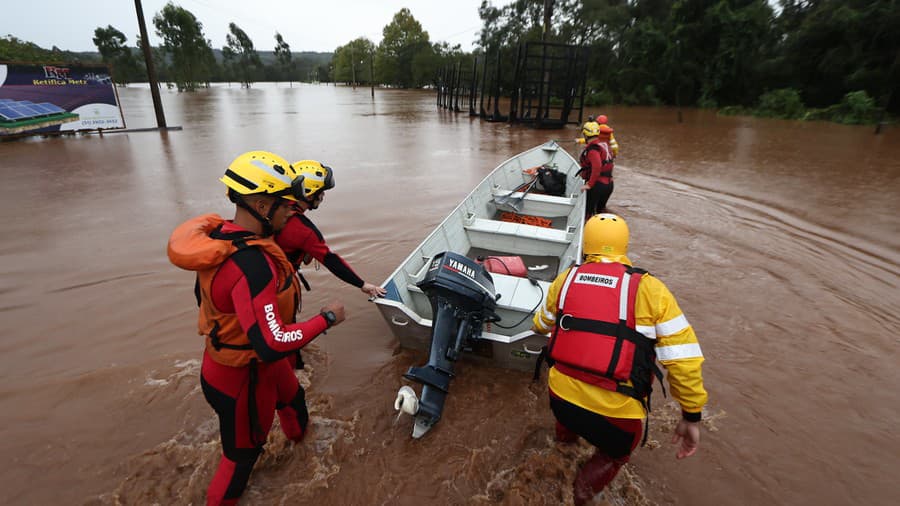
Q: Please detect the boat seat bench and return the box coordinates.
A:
[490,187,576,217]
[464,217,571,257]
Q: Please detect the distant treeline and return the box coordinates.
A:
[2,0,896,123]
[1,34,332,85]
[475,0,898,122]
[0,3,466,93]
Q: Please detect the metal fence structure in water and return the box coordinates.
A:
[436,41,590,129]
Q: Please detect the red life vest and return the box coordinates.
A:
[168,214,300,367]
[547,262,661,402]
[578,142,614,182]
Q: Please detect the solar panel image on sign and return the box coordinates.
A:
[0,100,69,121]
[10,104,39,116]
[16,104,40,115]
[38,102,66,113]
[28,104,54,114]
[0,105,27,120]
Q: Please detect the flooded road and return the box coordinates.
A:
[1,84,898,505]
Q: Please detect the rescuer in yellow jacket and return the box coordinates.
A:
[533,213,707,505]
[576,115,618,158]
[596,114,619,157]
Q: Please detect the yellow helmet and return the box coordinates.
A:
[221,151,300,201]
[583,213,629,257]
[291,160,335,205]
[582,121,601,137]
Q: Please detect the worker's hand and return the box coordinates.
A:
[672,419,700,459]
[580,184,591,193]
[320,301,346,326]
[361,282,387,298]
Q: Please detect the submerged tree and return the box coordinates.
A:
[375,8,433,87]
[223,22,261,88]
[92,25,139,85]
[274,32,293,86]
[153,2,216,91]
[333,37,375,85]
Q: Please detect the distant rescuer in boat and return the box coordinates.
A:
[167,151,346,505]
[275,160,386,300]
[532,214,707,505]
[577,121,616,217]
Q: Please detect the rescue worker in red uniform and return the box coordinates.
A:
[168,151,346,506]
[275,160,386,299]
[533,214,707,505]
[578,122,616,217]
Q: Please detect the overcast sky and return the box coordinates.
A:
[2,0,515,53]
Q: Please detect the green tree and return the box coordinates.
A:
[152,2,216,91]
[92,25,139,85]
[375,8,432,87]
[333,37,375,85]
[478,0,548,49]
[670,0,776,107]
[776,0,900,112]
[223,22,261,88]
[274,32,293,85]
[0,35,96,63]
[135,34,164,82]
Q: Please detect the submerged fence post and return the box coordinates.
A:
[470,57,478,116]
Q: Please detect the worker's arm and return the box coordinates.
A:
[223,248,331,361]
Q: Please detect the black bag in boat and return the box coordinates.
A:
[536,166,567,196]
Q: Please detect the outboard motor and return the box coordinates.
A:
[398,251,498,438]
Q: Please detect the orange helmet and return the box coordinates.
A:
[597,114,608,124]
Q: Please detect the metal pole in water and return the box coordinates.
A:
[134,0,167,129]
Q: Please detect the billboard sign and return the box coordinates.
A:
[0,62,126,137]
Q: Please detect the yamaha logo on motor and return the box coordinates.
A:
[445,258,476,279]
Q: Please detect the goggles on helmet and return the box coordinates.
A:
[292,165,335,202]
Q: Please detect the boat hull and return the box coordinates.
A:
[375,141,585,372]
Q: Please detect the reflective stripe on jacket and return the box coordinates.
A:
[548,262,659,402]
[534,255,707,419]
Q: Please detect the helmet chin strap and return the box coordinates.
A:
[232,192,275,236]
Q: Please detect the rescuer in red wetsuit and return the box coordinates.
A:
[578,122,615,217]
[168,151,346,506]
[533,214,707,505]
[275,160,386,299]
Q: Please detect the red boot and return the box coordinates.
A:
[573,451,627,505]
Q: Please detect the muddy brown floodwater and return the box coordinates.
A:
[1,84,898,505]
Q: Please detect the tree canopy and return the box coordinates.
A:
[333,38,375,85]
[476,0,899,114]
[152,2,216,91]
[92,25,140,85]
[374,8,434,87]
[223,22,261,88]
[274,32,293,84]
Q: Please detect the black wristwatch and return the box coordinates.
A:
[320,310,337,328]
